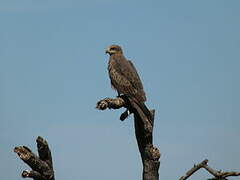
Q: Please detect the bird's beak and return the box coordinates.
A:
[105,47,110,54]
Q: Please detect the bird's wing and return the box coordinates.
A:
[125,60,146,102]
[108,60,138,96]
[108,56,146,102]
[127,60,144,91]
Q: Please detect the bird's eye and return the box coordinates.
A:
[110,47,116,51]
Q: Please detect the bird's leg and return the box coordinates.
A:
[120,109,129,121]
[120,109,133,121]
[117,91,121,98]
[116,93,132,121]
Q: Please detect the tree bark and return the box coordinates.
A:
[14,136,54,180]
[96,95,161,180]
[13,97,240,180]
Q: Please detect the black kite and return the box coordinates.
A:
[105,45,152,122]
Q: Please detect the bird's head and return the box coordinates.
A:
[105,45,123,56]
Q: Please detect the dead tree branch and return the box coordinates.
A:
[14,136,55,180]
[179,159,209,180]
[96,95,160,180]
[96,97,126,110]
[13,133,239,180]
[179,159,240,180]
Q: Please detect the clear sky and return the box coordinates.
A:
[0,1,239,180]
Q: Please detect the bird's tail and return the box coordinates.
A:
[135,101,153,126]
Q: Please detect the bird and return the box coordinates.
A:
[105,44,152,123]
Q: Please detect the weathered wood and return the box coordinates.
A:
[97,95,161,180]
[179,159,240,180]
[14,135,240,180]
[179,159,208,180]
[14,136,55,180]
[13,96,240,180]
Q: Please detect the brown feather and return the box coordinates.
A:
[106,45,152,124]
[108,53,146,103]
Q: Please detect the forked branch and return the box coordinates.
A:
[14,136,54,180]
[13,135,239,180]
[13,97,239,180]
[179,159,240,180]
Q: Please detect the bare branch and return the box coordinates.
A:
[22,170,45,180]
[96,97,126,110]
[14,146,49,173]
[96,96,160,180]
[36,136,53,168]
[14,137,55,180]
[179,159,240,180]
[179,159,208,180]
[203,165,240,179]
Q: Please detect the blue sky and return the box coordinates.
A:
[0,1,239,180]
